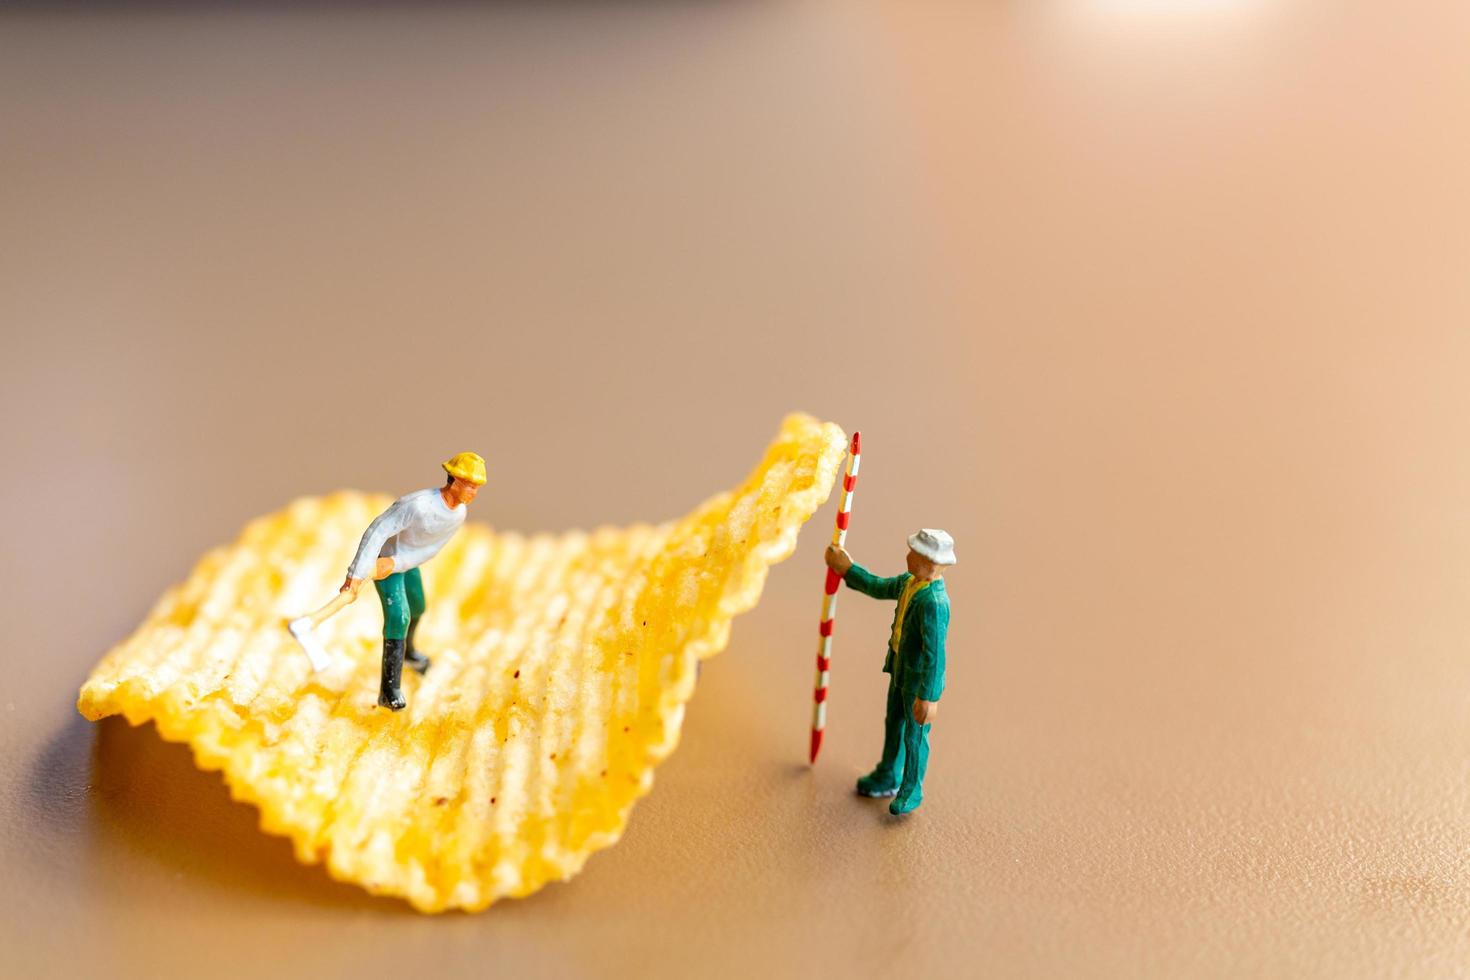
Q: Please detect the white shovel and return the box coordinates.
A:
[286,590,356,671]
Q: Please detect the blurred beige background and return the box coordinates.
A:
[3,1,1470,977]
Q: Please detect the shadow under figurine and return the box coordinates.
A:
[824,529,954,815]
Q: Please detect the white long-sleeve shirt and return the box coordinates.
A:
[348,488,467,581]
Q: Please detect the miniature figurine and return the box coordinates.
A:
[288,452,486,710]
[824,529,954,815]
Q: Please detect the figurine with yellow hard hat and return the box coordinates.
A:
[287,452,487,711]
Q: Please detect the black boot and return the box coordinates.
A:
[378,638,407,711]
[404,617,431,675]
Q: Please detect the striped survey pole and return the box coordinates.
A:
[810,430,861,764]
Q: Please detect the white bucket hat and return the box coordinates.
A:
[907,528,957,566]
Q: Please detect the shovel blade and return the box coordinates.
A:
[287,616,331,671]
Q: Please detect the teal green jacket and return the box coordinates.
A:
[843,564,949,702]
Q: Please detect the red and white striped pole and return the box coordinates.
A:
[810,430,861,764]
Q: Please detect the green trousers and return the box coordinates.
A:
[374,567,425,640]
[876,673,931,802]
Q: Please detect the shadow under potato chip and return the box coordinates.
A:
[87,716,396,913]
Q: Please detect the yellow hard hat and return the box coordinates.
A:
[442,451,487,485]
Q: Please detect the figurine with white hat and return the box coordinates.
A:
[825,528,955,814]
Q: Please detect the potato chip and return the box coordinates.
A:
[78,413,847,912]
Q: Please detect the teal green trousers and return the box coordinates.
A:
[374,567,426,640]
[875,673,931,801]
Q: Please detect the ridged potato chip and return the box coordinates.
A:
[78,414,846,912]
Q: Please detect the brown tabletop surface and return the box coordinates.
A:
[4,3,1470,977]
